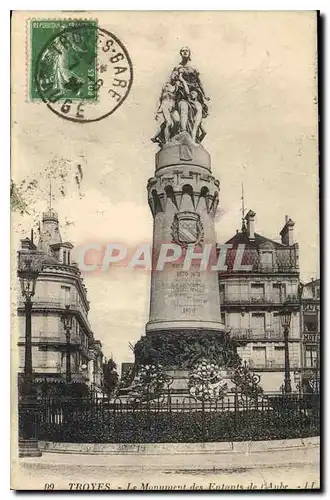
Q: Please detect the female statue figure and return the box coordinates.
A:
[152,47,209,146]
[171,46,209,139]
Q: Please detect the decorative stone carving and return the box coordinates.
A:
[171,211,204,248]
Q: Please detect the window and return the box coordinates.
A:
[274,346,285,366]
[37,347,48,367]
[304,313,318,333]
[61,285,71,306]
[260,251,273,270]
[251,313,265,334]
[227,283,240,301]
[252,346,266,367]
[305,346,318,368]
[273,283,286,302]
[273,313,281,335]
[251,284,265,302]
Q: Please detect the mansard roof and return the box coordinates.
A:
[225,230,288,249]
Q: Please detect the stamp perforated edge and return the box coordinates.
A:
[25,17,99,104]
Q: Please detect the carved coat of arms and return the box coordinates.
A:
[171,211,204,247]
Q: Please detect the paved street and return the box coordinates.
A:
[13,446,320,491]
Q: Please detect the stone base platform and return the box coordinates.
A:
[19,439,42,457]
[37,436,319,456]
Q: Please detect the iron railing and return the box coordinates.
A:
[219,247,299,274]
[220,293,300,306]
[37,334,81,345]
[18,299,90,326]
[247,359,300,369]
[229,328,300,341]
[34,391,319,443]
[230,328,284,341]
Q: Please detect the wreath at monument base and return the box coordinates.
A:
[133,330,241,370]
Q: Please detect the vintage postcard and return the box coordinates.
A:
[11,11,320,491]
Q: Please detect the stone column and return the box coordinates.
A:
[146,137,225,335]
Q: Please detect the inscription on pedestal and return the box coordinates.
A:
[169,264,207,316]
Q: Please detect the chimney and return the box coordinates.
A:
[245,210,256,240]
[20,237,36,251]
[280,216,295,246]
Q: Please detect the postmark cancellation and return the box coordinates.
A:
[27,18,133,122]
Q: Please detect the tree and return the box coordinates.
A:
[102,358,119,396]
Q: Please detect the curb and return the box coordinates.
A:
[39,436,320,455]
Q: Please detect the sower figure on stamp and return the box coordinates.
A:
[40,33,90,97]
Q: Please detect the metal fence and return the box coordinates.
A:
[33,391,319,444]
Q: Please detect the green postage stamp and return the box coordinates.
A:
[29,19,98,101]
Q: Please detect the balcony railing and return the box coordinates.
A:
[33,371,90,383]
[220,293,300,306]
[71,372,89,383]
[230,328,300,341]
[218,247,299,274]
[247,359,300,369]
[18,333,94,356]
[230,328,285,341]
[37,334,81,346]
[18,298,90,326]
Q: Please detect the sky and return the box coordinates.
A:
[12,11,319,365]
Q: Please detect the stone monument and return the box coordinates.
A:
[147,47,225,336]
[133,47,233,394]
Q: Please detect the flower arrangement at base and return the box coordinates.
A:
[230,360,263,406]
[188,358,230,401]
[128,364,171,402]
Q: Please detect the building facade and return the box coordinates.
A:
[219,211,301,392]
[301,278,320,391]
[17,208,104,394]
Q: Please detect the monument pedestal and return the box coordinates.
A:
[166,368,190,393]
[147,138,225,338]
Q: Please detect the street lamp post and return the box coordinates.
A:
[280,305,292,393]
[293,370,301,395]
[18,252,42,457]
[61,305,73,384]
